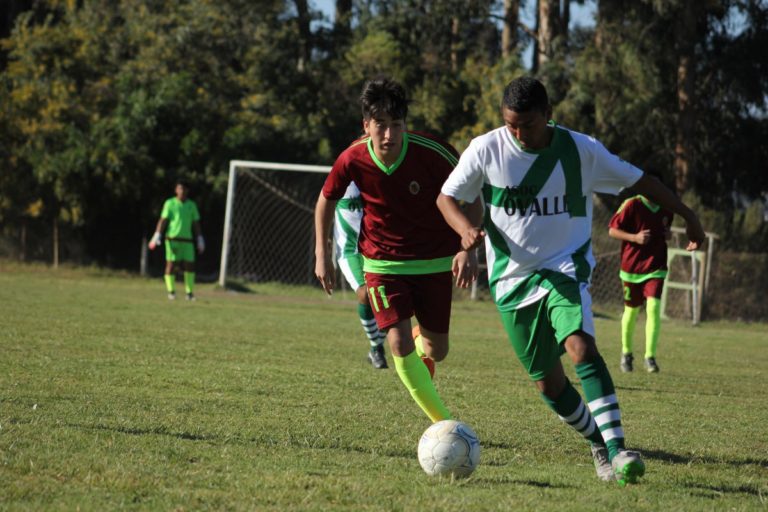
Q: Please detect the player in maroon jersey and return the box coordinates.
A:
[608,172,674,373]
[314,77,482,423]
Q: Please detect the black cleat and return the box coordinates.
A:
[367,344,388,369]
[644,357,659,373]
[620,353,633,373]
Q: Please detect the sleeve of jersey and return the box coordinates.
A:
[322,155,352,201]
[160,199,170,219]
[586,136,643,195]
[608,199,633,230]
[441,140,484,203]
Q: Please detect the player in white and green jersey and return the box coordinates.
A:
[438,77,705,485]
[148,181,205,301]
[334,182,388,369]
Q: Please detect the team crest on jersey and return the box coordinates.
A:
[409,181,420,195]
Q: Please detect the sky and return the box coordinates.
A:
[312,0,597,30]
[311,0,597,68]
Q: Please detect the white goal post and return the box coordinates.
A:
[218,160,331,287]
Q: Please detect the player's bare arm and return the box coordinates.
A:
[436,193,486,251]
[608,227,652,245]
[630,174,705,250]
[314,192,337,295]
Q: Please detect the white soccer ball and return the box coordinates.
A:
[417,419,480,478]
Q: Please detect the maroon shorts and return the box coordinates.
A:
[363,271,453,332]
[622,278,665,307]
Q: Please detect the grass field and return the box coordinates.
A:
[1,262,766,511]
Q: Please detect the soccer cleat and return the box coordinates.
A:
[620,353,633,373]
[590,443,614,482]
[167,292,176,300]
[367,344,388,369]
[186,293,196,301]
[644,357,659,373]
[612,450,646,486]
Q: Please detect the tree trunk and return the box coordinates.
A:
[561,0,570,48]
[501,0,520,59]
[536,0,560,71]
[333,0,352,51]
[674,0,698,194]
[140,235,148,276]
[20,218,27,262]
[294,0,311,72]
[53,216,59,269]
[450,16,461,73]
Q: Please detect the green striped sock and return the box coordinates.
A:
[576,357,625,461]
[541,378,604,445]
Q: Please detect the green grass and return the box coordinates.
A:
[1,262,766,511]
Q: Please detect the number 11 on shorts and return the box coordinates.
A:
[368,285,390,312]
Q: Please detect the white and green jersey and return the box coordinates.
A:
[333,182,363,259]
[442,123,643,311]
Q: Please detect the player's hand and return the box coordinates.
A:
[461,227,485,251]
[148,232,162,250]
[634,229,651,245]
[684,216,706,251]
[314,254,335,295]
[197,235,205,254]
[452,250,478,289]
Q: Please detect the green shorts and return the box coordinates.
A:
[165,239,195,262]
[499,279,594,381]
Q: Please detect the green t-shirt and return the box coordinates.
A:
[161,198,200,239]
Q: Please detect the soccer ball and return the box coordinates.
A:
[417,420,480,478]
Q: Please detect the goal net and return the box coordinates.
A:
[218,161,331,287]
[218,160,712,322]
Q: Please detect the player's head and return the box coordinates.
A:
[175,180,189,201]
[360,77,408,163]
[501,76,553,150]
[360,77,409,121]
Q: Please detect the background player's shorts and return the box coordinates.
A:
[363,271,453,332]
[499,280,595,381]
[165,240,195,262]
[338,254,364,291]
[622,278,664,307]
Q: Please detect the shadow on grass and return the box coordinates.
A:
[682,482,766,498]
[472,476,573,488]
[71,422,213,441]
[640,447,768,469]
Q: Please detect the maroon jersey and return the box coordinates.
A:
[609,196,673,280]
[322,131,461,263]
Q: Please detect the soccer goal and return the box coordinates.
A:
[218,160,331,287]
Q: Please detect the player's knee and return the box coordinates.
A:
[355,286,369,305]
[565,331,598,363]
[422,333,449,362]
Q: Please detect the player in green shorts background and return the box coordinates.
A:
[438,77,705,485]
[148,181,205,300]
[334,181,388,369]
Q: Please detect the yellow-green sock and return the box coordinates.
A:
[164,274,175,294]
[621,305,639,354]
[645,297,661,358]
[184,272,195,294]
[393,351,451,423]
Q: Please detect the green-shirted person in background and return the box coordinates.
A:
[148,181,205,300]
